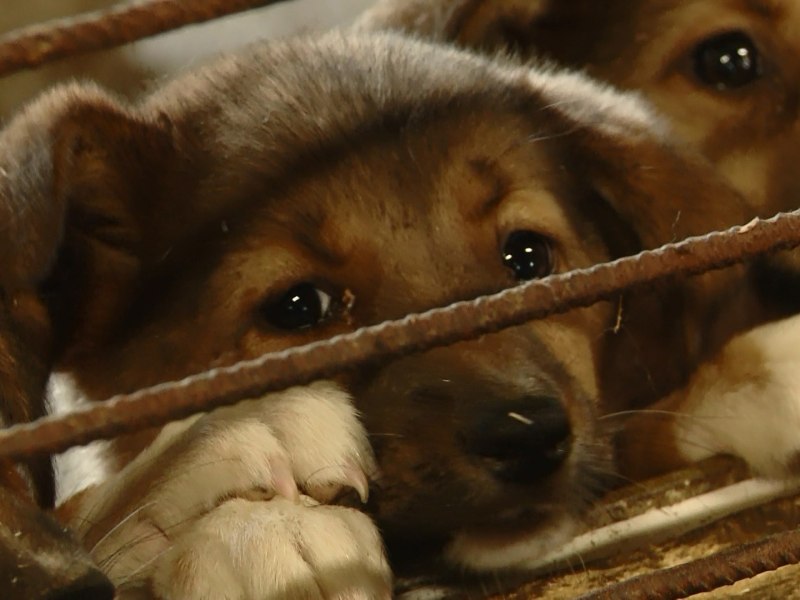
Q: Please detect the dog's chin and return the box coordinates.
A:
[382,505,580,580]
[365,439,610,575]
[444,512,579,571]
[365,466,591,575]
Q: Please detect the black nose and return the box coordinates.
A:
[460,395,571,484]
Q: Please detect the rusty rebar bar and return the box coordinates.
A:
[0,0,290,78]
[577,527,800,600]
[1,210,799,460]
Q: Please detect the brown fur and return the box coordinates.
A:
[0,30,765,592]
[360,0,800,220]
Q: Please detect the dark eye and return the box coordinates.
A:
[693,31,762,90]
[261,282,332,330]
[502,231,553,281]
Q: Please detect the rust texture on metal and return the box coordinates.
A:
[0,0,287,78]
[577,527,800,600]
[1,210,799,461]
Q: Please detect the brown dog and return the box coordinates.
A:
[0,29,773,597]
[360,0,800,478]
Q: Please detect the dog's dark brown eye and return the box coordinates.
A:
[502,231,553,281]
[261,283,332,330]
[693,31,762,90]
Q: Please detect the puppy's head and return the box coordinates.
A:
[1,32,752,572]
[362,0,800,218]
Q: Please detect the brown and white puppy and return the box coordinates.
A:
[0,30,767,596]
[360,0,800,480]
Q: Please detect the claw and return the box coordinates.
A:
[344,463,370,504]
[304,461,371,504]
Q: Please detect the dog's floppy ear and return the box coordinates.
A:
[570,106,753,249]
[0,84,174,499]
[0,84,169,290]
[574,118,765,395]
[574,127,752,248]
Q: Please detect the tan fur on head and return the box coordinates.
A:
[0,28,770,595]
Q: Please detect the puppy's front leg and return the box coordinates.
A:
[617,314,800,479]
[61,381,391,599]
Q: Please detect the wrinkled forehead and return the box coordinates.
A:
[230,104,579,239]
[143,32,666,258]
[198,106,595,324]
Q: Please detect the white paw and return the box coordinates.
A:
[77,381,378,588]
[676,314,800,476]
[152,496,391,600]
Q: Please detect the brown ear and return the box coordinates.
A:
[570,121,763,414]
[574,127,752,249]
[0,84,174,503]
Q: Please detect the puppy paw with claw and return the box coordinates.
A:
[62,381,384,595]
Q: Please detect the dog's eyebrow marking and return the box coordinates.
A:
[467,157,510,221]
[298,234,345,266]
[508,412,534,426]
[744,0,783,18]
[287,220,347,267]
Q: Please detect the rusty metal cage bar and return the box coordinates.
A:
[1,1,799,598]
[0,0,288,77]
[2,211,799,459]
[578,527,800,600]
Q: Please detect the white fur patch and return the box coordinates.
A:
[676,314,800,476]
[47,372,114,505]
[445,515,578,571]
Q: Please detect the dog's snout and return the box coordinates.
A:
[460,396,571,484]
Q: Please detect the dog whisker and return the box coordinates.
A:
[90,501,159,554]
[599,408,742,422]
[97,512,196,573]
[115,545,174,589]
[669,436,722,457]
